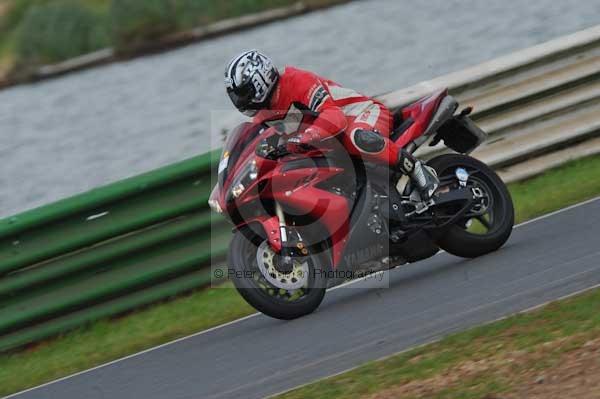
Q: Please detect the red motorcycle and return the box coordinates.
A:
[209,89,514,319]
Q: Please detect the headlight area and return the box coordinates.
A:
[208,199,223,214]
[228,159,258,201]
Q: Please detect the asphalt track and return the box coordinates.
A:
[7,198,600,399]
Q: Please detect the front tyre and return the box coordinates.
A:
[228,229,328,320]
[428,154,514,258]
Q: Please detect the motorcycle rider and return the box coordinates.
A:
[224,50,439,200]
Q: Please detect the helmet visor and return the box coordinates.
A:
[227,82,256,111]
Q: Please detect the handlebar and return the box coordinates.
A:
[261,143,318,160]
[273,144,291,158]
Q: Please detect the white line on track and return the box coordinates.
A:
[4,196,600,399]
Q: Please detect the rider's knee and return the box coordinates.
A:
[351,128,385,154]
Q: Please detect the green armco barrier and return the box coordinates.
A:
[0,149,222,276]
[0,149,226,352]
[0,149,220,238]
[0,268,220,353]
[0,210,213,297]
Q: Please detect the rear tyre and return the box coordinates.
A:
[228,228,329,320]
[428,154,514,258]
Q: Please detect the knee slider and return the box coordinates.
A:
[352,129,385,153]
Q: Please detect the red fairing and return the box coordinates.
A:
[236,215,282,252]
[217,128,351,267]
[268,166,349,267]
[395,89,448,148]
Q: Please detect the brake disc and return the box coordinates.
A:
[256,241,309,290]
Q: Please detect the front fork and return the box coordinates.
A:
[275,202,307,273]
[275,202,288,249]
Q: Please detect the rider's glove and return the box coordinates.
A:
[286,127,322,153]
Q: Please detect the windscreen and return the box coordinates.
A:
[218,122,263,187]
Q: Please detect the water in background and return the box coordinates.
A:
[1,0,599,217]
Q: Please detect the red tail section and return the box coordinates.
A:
[393,89,448,148]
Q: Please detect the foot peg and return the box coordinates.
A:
[402,198,435,217]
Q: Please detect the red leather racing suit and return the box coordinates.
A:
[253,66,399,165]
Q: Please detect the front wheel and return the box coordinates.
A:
[428,154,515,258]
[228,229,329,320]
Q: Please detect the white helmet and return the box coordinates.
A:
[224,50,279,117]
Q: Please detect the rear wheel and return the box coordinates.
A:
[428,154,514,258]
[228,228,329,320]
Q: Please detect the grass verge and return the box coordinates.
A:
[0,154,599,396]
[0,0,348,82]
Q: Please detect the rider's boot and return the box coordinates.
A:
[396,149,439,200]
